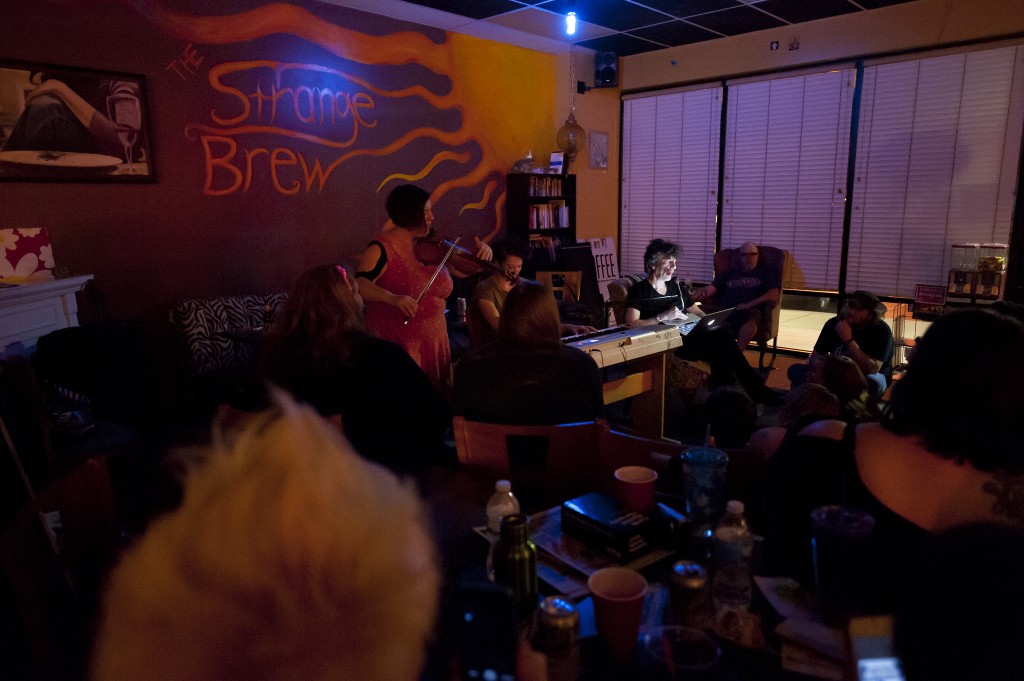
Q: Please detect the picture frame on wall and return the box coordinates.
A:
[0,60,155,182]
[589,130,608,170]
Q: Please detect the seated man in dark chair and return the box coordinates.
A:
[692,242,781,353]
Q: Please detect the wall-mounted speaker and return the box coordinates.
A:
[594,52,617,88]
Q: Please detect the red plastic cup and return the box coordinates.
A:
[613,466,658,512]
[587,567,648,662]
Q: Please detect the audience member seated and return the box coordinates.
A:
[762,308,1024,604]
[467,239,596,348]
[625,239,782,406]
[787,290,894,399]
[467,239,528,347]
[893,522,1024,681]
[91,397,443,681]
[706,386,758,448]
[452,279,603,425]
[748,383,840,460]
[691,241,781,351]
[808,353,882,423]
[259,264,453,476]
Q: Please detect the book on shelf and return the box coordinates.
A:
[548,200,566,228]
[527,201,569,230]
[528,175,563,197]
[529,235,559,260]
[561,492,659,563]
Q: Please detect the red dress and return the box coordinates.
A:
[363,231,454,393]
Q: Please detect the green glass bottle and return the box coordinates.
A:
[493,513,537,619]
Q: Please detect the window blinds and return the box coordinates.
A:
[848,45,1024,297]
[722,68,854,290]
[620,42,1024,299]
[621,85,721,281]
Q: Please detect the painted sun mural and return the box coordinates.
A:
[136,0,556,241]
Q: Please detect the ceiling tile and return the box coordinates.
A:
[323,0,923,56]
[575,31,666,57]
[404,0,525,20]
[856,0,916,8]
[486,6,614,42]
[636,0,743,19]
[687,4,787,35]
[630,19,723,47]
[542,0,672,31]
[755,0,859,24]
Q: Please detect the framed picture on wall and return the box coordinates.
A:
[0,60,155,182]
[589,131,608,170]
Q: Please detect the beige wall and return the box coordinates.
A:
[621,0,1024,90]
[555,50,621,244]
[578,0,1024,258]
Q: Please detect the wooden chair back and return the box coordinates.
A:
[597,423,685,477]
[1,456,120,679]
[452,416,602,507]
[452,416,687,508]
[536,270,583,302]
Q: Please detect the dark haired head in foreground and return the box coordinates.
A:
[884,307,1024,473]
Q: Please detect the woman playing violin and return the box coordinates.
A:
[356,183,492,393]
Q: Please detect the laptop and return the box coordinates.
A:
[666,307,735,337]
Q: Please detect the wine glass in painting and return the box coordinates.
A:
[106,89,142,173]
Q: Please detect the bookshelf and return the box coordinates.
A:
[505,173,576,254]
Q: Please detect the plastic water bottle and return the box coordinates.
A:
[486,480,520,581]
[486,480,520,533]
[712,500,754,635]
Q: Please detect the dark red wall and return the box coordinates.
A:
[0,0,510,322]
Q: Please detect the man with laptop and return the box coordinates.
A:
[624,238,782,406]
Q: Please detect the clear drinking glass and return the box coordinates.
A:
[680,447,729,541]
[106,89,142,173]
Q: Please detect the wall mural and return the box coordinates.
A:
[137,0,556,242]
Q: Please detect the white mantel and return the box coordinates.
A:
[0,274,94,357]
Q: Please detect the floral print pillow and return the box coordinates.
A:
[1,228,54,282]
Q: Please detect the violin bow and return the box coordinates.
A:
[404,236,460,325]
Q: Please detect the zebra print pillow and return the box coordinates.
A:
[173,292,287,375]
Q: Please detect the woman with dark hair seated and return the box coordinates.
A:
[260,264,452,475]
[624,238,782,405]
[452,280,603,425]
[762,308,1024,601]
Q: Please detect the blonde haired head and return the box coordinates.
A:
[92,395,440,681]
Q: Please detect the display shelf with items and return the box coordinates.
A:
[946,242,1007,303]
[506,173,576,246]
[976,243,1008,300]
[947,243,979,300]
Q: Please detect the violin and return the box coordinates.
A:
[414,230,517,284]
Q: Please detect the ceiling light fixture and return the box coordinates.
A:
[565,0,577,36]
